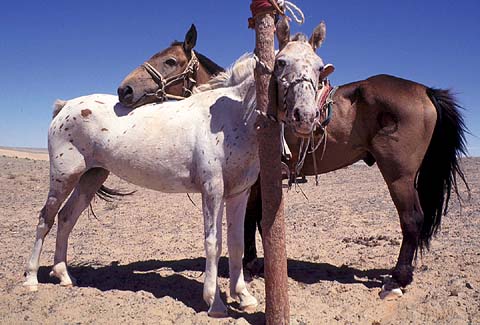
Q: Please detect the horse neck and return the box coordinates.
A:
[196,65,215,85]
[195,51,225,85]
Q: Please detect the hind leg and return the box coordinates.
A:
[50,168,109,286]
[376,159,423,298]
[24,175,81,289]
[243,178,262,271]
[226,190,258,311]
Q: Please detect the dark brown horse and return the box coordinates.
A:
[241,18,469,299]
[117,21,468,298]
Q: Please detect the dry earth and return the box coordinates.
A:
[0,149,478,324]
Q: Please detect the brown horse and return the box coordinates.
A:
[245,74,469,296]
[117,21,469,298]
[117,24,223,108]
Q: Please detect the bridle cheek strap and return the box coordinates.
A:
[141,51,199,102]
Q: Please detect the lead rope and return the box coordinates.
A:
[310,130,319,186]
[275,0,305,24]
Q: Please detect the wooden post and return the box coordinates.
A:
[250,2,290,324]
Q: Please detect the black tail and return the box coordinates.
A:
[415,88,470,251]
[96,185,136,202]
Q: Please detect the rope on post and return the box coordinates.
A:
[249,0,305,28]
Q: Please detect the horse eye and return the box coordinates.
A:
[165,58,177,67]
[277,59,286,68]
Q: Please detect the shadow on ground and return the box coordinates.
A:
[37,256,388,321]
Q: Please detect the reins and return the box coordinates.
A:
[142,51,200,102]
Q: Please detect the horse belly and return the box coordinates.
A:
[107,159,200,193]
[101,127,201,193]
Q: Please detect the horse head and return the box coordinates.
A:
[117,24,221,108]
[274,18,335,137]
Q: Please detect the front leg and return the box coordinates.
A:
[226,190,258,311]
[201,183,227,317]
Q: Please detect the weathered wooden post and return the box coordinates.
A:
[249,1,290,324]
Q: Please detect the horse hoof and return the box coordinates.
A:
[49,268,76,286]
[23,276,39,289]
[207,309,228,318]
[60,283,74,288]
[379,286,403,300]
[239,295,258,312]
[240,303,257,313]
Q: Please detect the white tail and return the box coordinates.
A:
[52,99,67,118]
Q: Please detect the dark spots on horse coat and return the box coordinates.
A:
[59,153,64,157]
[59,124,64,130]
[64,127,69,131]
[94,100,105,104]
[101,128,108,132]
[81,109,92,117]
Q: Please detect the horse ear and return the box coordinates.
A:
[276,17,290,50]
[320,63,335,80]
[309,21,326,51]
[183,24,197,52]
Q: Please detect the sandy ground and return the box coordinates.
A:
[0,148,478,324]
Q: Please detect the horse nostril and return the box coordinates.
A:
[315,110,320,118]
[118,85,134,104]
[293,108,301,122]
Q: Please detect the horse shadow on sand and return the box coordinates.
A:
[37,258,263,323]
[38,257,388,321]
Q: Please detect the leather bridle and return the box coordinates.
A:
[141,51,199,102]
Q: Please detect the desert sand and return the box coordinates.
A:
[0,148,478,324]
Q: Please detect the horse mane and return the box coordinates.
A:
[170,41,224,76]
[195,52,225,75]
[194,53,255,93]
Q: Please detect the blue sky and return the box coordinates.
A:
[1,0,479,155]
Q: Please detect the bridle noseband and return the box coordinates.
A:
[279,75,318,113]
[141,51,199,102]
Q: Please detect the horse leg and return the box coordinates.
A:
[243,178,262,271]
[201,187,227,317]
[50,168,109,286]
[23,171,82,290]
[226,189,258,311]
[376,161,423,299]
